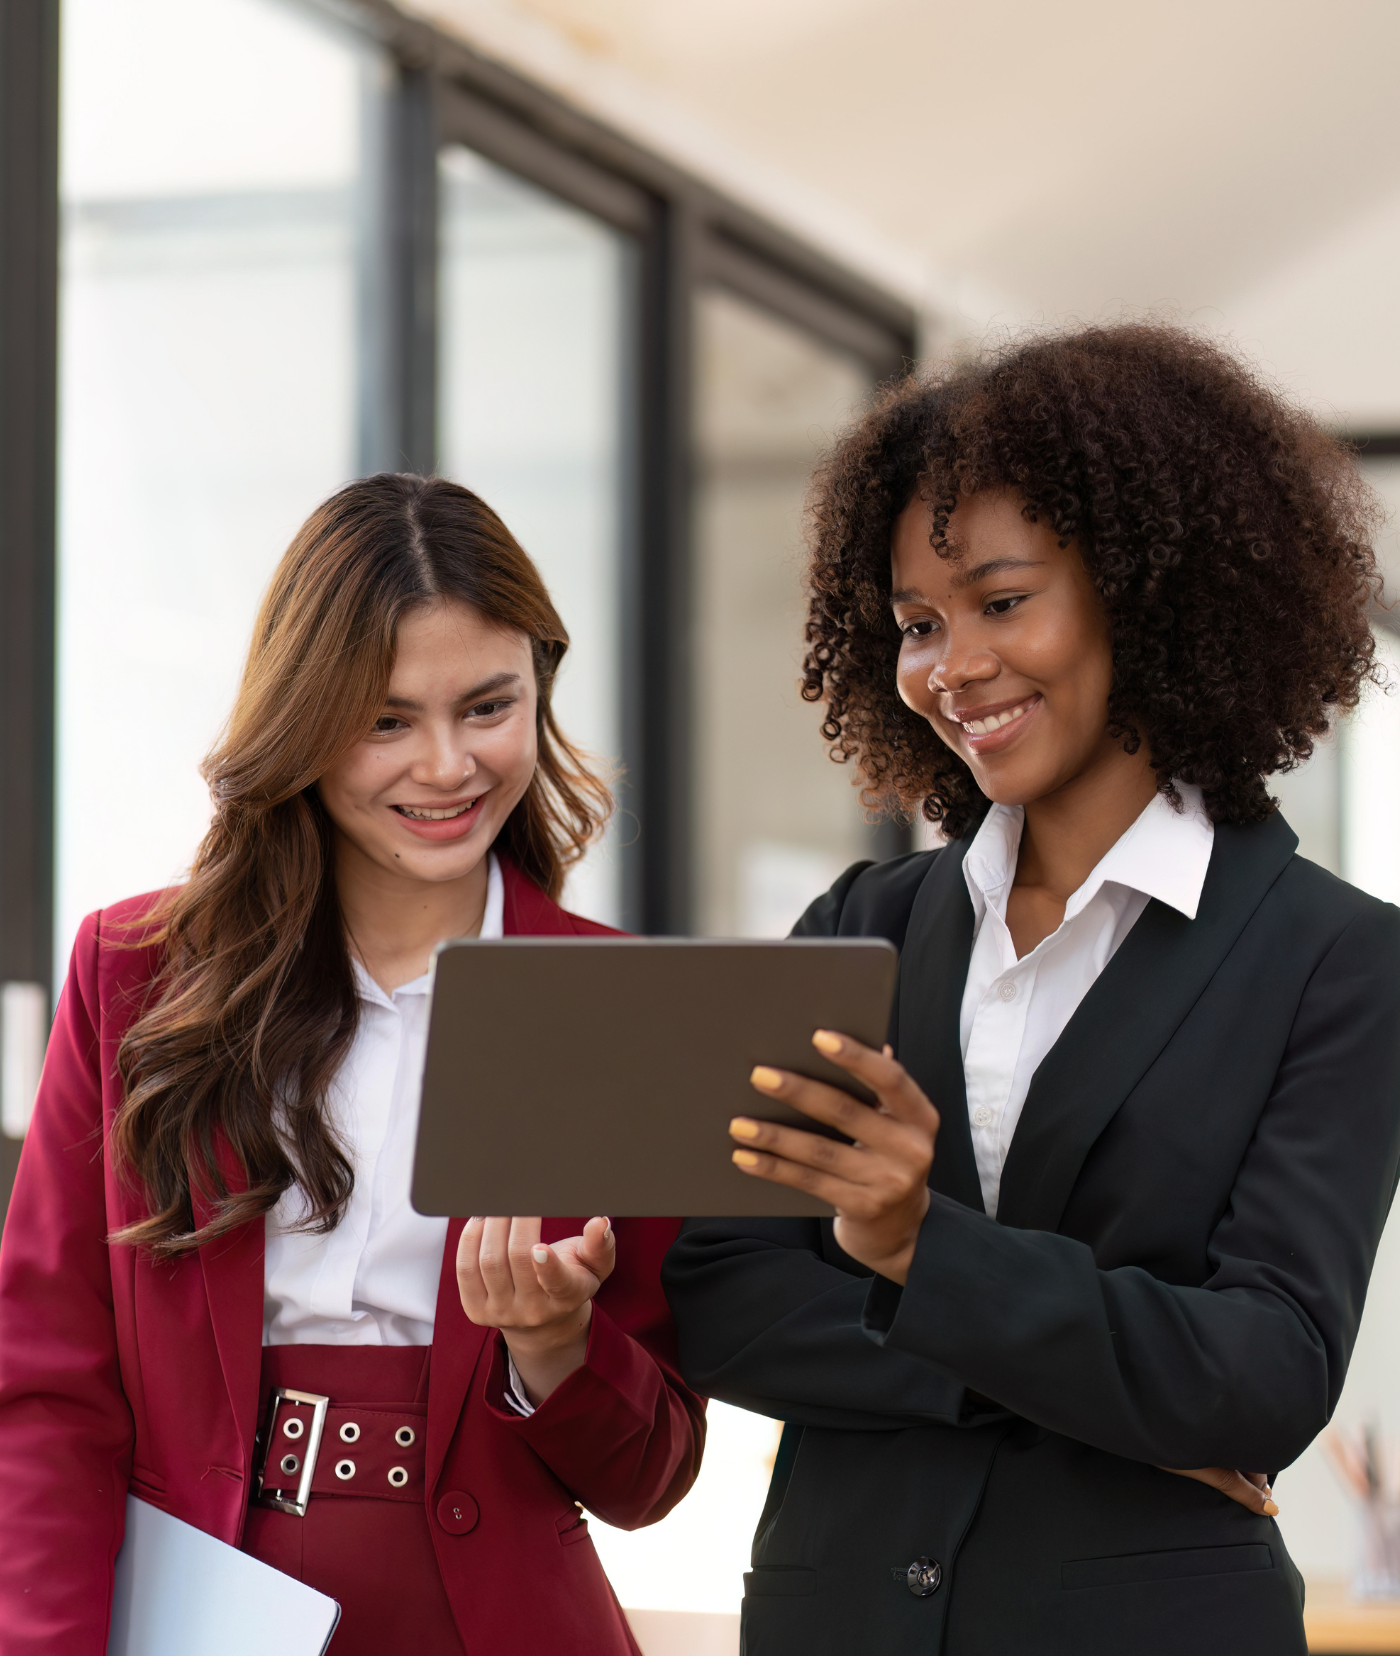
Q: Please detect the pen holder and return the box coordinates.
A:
[1354,1498,1400,1601]
[1325,1427,1400,1601]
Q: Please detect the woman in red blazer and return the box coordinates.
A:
[0,474,704,1655]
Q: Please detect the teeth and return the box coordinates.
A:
[399,799,477,821]
[964,701,1030,735]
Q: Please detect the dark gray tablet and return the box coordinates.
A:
[410,936,898,1219]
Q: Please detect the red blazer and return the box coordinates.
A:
[0,861,705,1655]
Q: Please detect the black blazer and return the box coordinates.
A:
[663,812,1400,1656]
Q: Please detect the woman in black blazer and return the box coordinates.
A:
[663,324,1400,1656]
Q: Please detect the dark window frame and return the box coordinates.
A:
[1352,434,1400,459]
[0,0,60,1196]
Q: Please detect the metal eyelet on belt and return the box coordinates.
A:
[339,1422,360,1444]
[334,1459,356,1481]
[394,1426,416,1447]
[387,1466,409,1488]
[282,1417,305,1440]
[279,1454,300,1476]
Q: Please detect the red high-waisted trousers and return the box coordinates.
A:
[241,1345,465,1656]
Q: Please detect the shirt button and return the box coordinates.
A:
[997,979,1018,1001]
[972,1106,995,1127]
[436,1491,479,1535]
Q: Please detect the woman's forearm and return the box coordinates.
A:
[497,1303,705,1529]
[664,1220,966,1429]
[866,1193,1331,1470]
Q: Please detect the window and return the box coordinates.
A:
[692,288,888,938]
[438,146,632,923]
[1272,451,1400,898]
[1343,453,1400,903]
[2,1,917,1158]
[54,0,375,967]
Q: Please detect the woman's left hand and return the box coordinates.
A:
[456,1215,615,1404]
[1161,1465,1279,1516]
[730,1030,939,1284]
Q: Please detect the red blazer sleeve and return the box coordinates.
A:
[0,913,134,1654]
[485,1217,706,1530]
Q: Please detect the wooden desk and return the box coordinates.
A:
[1307,1578,1400,1653]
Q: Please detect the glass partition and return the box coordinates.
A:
[1277,457,1400,891]
[1342,626,1400,905]
[1364,457,1400,604]
[692,287,879,937]
[437,146,630,927]
[1346,459,1400,902]
[56,0,372,971]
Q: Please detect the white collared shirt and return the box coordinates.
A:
[959,785,1214,1218]
[262,855,505,1346]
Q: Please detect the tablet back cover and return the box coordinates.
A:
[108,1496,339,1656]
[412,936,897,1218]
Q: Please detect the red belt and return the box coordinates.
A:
[253,1386,427,1517]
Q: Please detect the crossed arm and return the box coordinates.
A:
[720,1029,1279,1516]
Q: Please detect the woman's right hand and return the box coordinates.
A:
[1161,1464,1279,1515]
[456,1215,616,1405]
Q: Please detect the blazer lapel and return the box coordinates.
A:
[996,811,1299,1234]
[501,859,575,936]
[195,1150,265,1468]
[894,839,985,1214]
[427,1218,491,1491]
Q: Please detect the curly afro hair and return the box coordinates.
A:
[802,322,1384,838]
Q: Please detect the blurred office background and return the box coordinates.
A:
[2,1,1400,1648]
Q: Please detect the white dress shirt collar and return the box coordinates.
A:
[963,782,1214,930]
[956,784,1215,1219]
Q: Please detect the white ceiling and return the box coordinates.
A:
[408,0,1400,424]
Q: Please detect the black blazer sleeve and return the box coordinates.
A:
[865,899,1400,1470]
[664,1217,966,1430]
[664,853,968,1431]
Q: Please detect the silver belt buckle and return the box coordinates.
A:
[253,1386,330,1518]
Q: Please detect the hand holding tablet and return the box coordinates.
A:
[729,1028,940,1283]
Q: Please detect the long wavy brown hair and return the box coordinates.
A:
[802,323,1384,837]
[113,473,612,1257]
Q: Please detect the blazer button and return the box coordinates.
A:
[907,1557,942,1597]
[436,1491,480,1535]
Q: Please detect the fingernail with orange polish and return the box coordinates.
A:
[750,1066,783,1091]
[730,1118,760,1139]
[732,1149,760,1168]
[811,1030,842,1056]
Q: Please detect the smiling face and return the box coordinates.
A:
[317,598,538,887]
[890,489,1133,809]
